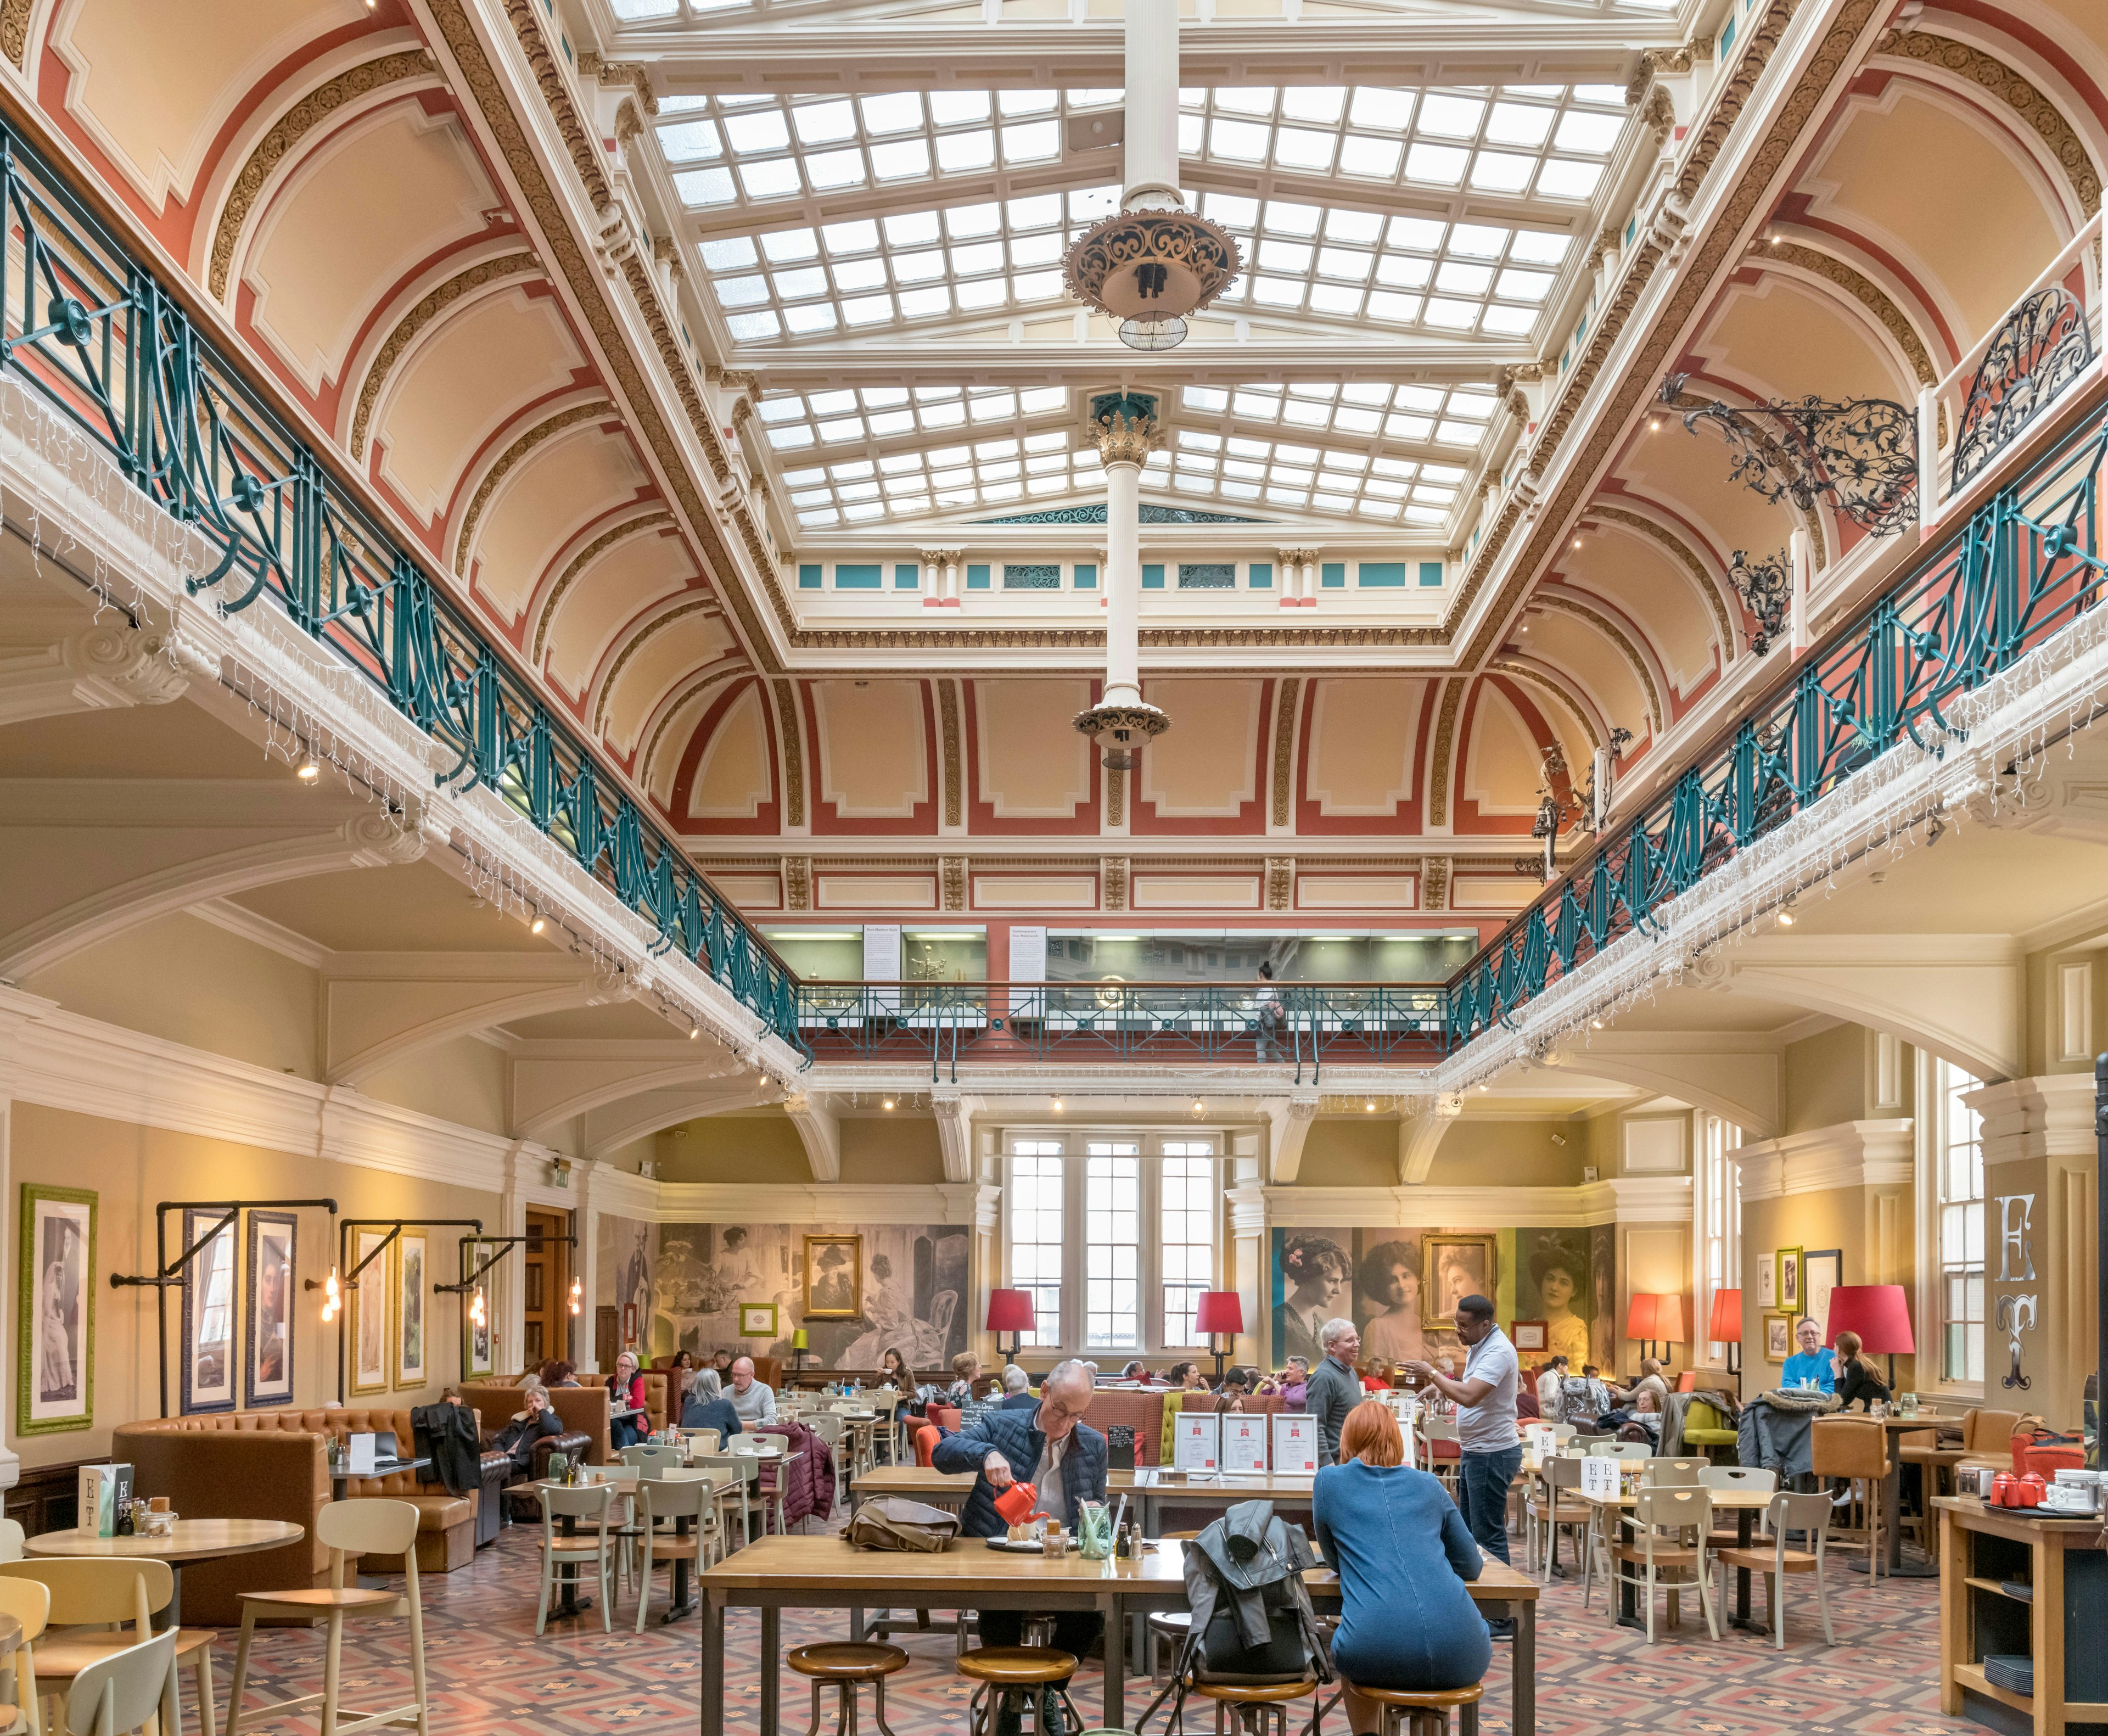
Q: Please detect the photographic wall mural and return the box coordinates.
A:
[597,1216,971,1370]
[1270,1223,1615,1371]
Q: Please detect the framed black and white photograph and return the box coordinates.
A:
[802,1234,862,1319]
[1802,1249,1842,1341]
[395,1231,428,1391]
[1421,1233,1496,1325]
[350,1229,392,1397]
[245,1212,296,1408]
[180,1208,237,1415]
[1510,1319,1548,1353]
[19,1185,94,1436]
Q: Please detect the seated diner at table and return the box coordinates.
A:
[1258,1356,1311,1405]
[1314,1399,1490,1727]
[1833,1329,1892,1410]
[996,1365,1037,1409]
[607,1349,648,1447]
[681,1367,743,1440]
[1781,1318,1836,1393]
[933,1358,1108,1736]
[945,1351,983,1404]
[727,1355,777,1424]
[493,1381,565,1472]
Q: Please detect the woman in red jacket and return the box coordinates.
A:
[607,1349,648,1448]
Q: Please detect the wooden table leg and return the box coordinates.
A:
[761,1606,781,1736]
[1102,1594,1124,1732]
[1512,1598,1535,1736]
[702,1593,726,1736]
[2037,1532,2063,1736]
[1730,1507,1758,1631]
[1939,1507,1964,1716]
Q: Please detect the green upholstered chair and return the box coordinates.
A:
[1682,1399,1740,1457]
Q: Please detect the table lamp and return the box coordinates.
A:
[1627,1293,1686,1369]
[1195,1291,1243,1384]
[1823,1284,1915,1386]
[790,1326,810,1375]
[1707,1288,1743,1381]
[986,1288,1035,1361]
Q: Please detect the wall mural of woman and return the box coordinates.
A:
[1272,1234,1352,1367]
[1516,1231,1591,1367]
[1355,1238,1426,1365]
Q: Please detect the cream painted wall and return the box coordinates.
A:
[654,1111,810,1183]
[1426,1121,1588,1188]
[355,1033,509,1136]
[8,1102,502,1469]
[1295,1120,1399,1187]
[840,1117,945,1185]
[22,913,318,1078]
[1784,1026,1868,1133]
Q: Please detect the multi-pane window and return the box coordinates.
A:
[1938,1063,1986,1384]
[1697,1113,1742,1362]
[1004,1135,1219,1354]
[1010,1141,1066,1347]
[1160,1144,1216,1348]
[1085,1143,1142,1348]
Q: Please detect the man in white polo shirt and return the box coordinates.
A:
[1405,1293,1520,1638]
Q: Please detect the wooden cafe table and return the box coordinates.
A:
[1577,1485,1775,1633]
[26,1519,307,1628]
[850,1465,1319,1533]
[698,1535,1540,1736]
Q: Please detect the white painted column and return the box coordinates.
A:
[922,551,941,608]
[1103,457,1143,707]
[1122,0,1181,212]
[943,551,962,608]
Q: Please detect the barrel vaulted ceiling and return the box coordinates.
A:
[7,0,2104,921]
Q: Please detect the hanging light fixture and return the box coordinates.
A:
[470,1286,486,1328]
[321,1266,340,1322]
[295,753,319,782]
[568,1276,582,1318]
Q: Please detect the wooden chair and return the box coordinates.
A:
[680,1429,723,1456]
[803,1413,848,1499]
[1697,1465,1777,1555]
[1191,1677,1321,1736]
[621,1443,688,1474]
[532,1483,618,1637]
[0,1522,23,1565]
[1417,1416,1460,1491]
[1810,1416,1890,1578]
[786,1643,907,1736]
[1610,1487,1718,1643]
[1713,1491,1835,1649]
[1342,1681,1481,1736]
[0,1561,216,1736]
[1523,1454,1591,1581]
[696,1454,760,1548]
[957,1647,1080,1736]
[58,1634,177,1736]
[0,1576,49,1736]
[226,1499,428,1736]
[632,1475,715,1632]
[1642,1458,1707,1487]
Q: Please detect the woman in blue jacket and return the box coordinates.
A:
[1312,1400,1489,1728]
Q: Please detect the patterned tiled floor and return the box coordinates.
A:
[204,1522,1976,1736]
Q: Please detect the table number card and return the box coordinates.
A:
[348,1431,377,1475]
[1271,1413,1319,1474]
[1524,1424,1558,1460]
[1579,1455,1622,1500]
[1174,1412,1221,1473]
[1222,1413,1269,1473]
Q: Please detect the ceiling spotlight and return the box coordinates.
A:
[295,754,319,782]
[1572,537,1582,549]
[883,1098,896,1111]
[1591,1018,1604,1029]
[1650,416,1663,430]
[1052,1097,1064,1112]
[1192,1099,1204,1114]
[1769,232,1783,245]
[1478,1082,1490,1092]
[530,913,547,936]
[1777,895,1798,927]
[1365,1100,1377,1113]
[688,1023,701,1039]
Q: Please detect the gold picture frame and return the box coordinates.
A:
[1421,1233,1497,1325]
[1763,1311,1796,1362]
[803,1234,862,1319]
[349,1229,393,1397]
[739,1302,780,1337]
[1775,1246,1803,1317]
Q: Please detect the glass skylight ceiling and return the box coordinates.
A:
[666,84,1611,344]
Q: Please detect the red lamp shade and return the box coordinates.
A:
[986,1289,1036,1335]
[1627,1293,1662,1339]
[1707,1288,1743,1343]
[1823,1284,1915,1354]
[1651,1293,1688,1344]
[1194,1292,1244,1337]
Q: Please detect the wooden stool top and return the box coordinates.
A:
[956,1647,1079,1685]
[1193,1680,1321,1704]
[1349,1684,1485,1710]
[787,1643,910,1680]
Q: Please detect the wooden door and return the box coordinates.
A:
[522,1207,574,1371]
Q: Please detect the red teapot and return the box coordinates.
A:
[1992,1471,2015,1507]
[993,1480,1041,1527]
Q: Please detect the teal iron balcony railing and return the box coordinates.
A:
[0,124,799,1045]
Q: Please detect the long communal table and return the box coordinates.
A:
[849,1464,1318,1534]
[698,1535,1540,1736]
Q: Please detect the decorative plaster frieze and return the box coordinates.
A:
[1262,1182,1623,1229]
[1733,1118,1914,1201]
[1965,1073,2096,1164]
[1605,1174,1694,1222]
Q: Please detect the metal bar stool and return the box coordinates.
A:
[1344,1682,1482,1736]
[787,1643,908,1736]
[957,1647,1083,1736]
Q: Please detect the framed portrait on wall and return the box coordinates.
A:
[349,1229,393,1396]
[1763,1312,1796,1362]
[1421,1233,1496,1325]
[739,1302,779,1338]
[1510,1319,1548,1353]
[180,1208,237,1415]
[1757,1257,1776,1309]
[1775,1246,1803,1316]
[395,1233,428,1391]
[19,1184,95,1436]
[1802,1249,1842,1340]
[245,1212,296,1408]
[803,1234,862,1319]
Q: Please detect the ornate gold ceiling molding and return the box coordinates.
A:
[592,600,726,736]
[351,250,539,460]
[1488,658,1604,752]
[772,679,805,827]
[208,50,438,301]
[530,509,675,663]
[1529,589,1665,731]
[1270,676,1300,828]
[1427,676,1466,828]
[1879,30,2101,217]
[497,0,609,208]
[1765,242,1937,387]
[1,0,30,68]
[451,399,610,577]
[1455,0,1890,671]
[1585,504,1737,664]
[937,679,963,828]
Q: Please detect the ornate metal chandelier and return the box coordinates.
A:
[1727,548,1792,656]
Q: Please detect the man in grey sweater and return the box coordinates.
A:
[1304,1316,1363,1465]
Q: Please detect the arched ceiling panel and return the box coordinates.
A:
[969,678,1095,828]
[1612,427,1803,570]
[1565,523,1721,703]
[464,421,652,623]
[47,0,362,216]
[1459,679,1545,823]
[1696,270,1916,405]
[238,99,495,397]
[543,528,697,703]
[371,283,587,525]
[685,683,774,822]
[809,679,933,829]
[1513,602,1653,742]
[1136,679,1265,828]
[600,610,737,754]
[1802,78,2068,346]
[1300,676,1431,820]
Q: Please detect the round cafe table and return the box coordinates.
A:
[26,1519,306,1628]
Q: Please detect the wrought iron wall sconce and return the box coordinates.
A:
[1728,548,1793,656]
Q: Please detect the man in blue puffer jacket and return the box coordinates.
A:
[934,1359,1107,1735]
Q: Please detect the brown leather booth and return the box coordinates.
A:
[114,1405,484,1625]
[459,1378,613,1463]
